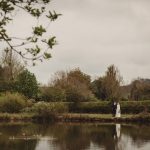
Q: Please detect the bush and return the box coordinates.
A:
[30,102,68,119]
[39,87,66,102]
[120,101,150,114]
[0,92,27,113]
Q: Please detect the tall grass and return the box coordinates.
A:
[26,102,69,120]
[0,92,27,113]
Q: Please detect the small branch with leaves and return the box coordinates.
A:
[0,0,62,65]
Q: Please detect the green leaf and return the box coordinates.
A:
[44,52,51,59]
[33,25,46,36]
[46,11,62,21]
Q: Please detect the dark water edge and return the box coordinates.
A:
[1,113,150,124]
[0,122,150,150]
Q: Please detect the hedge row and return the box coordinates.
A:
[0,92,150,114]
[68,101,150,114]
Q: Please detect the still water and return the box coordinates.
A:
[0,122,150,150]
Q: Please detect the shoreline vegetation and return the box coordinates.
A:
[1,66,150,124]
[0,113,150,123]
[0,93,150,123]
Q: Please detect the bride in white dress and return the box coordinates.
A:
[115,102,121,117]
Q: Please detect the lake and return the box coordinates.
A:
[0,122,150,150]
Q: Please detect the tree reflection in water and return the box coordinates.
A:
[0,123,150,150]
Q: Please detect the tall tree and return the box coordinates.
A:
[0,50,24,92]
[0,50,24,80]
[130,78,150,100]
[66,68,93,102]
[92,65,123,101]
[91,77,104,99]
[103,65,122,100]
[49,68,95,102]
[15,69,38,98]
[0,0,61,65]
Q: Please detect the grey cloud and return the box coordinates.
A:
[2,0,150,84]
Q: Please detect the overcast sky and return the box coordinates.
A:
[4,0,150,84]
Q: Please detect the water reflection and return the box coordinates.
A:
[113,124,122,150]
[0,123,149,150]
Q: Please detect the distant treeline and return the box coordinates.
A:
[0,50,150,103]
[38,67,150,102]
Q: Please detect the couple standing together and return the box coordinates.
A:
[112,101,121,117]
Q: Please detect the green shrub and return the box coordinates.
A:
[120,101,150,114]
[0,92,27,113]
[15,69,39,99]
[39,87,66,102]
[31,102,68,119]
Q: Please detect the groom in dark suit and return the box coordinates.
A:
[112,101,117,117]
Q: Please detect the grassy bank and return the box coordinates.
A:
[0,93,150,123]
[57,113,150,123]
[0,113,34,122]
[0,113,150,123]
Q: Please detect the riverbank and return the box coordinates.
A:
[0,113,150,123]
[58,113,150,123]
[0,113,33,122]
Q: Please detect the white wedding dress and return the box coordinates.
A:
[115,103,121,117]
